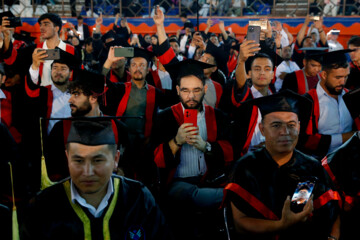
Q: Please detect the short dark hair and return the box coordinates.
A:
[180,13,187,18]
[348,35,360,47]
[68,80,95,97]
[77,15,83,20]
[38,13,62,34]
[177,74,206,86]
[66,143,117,156]
[322,60,349,72]
[250,52,274,69]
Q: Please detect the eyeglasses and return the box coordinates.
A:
[130,63,147,69]
[180,88,204,96]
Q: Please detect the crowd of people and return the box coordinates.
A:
[1,6,360,240]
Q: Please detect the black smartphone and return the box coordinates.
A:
[7,17,22,28]
[42,49,60,60]
[290,179,317,213]
[246,25,261,54]
[114,47,134,58]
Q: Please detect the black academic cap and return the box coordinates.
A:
[205,41,229,76]
[13,30,37,43]
[249,89,312,119]
[52,47,81,70]
[230,43,240,51]
[105,37,130,48]
[0,11,15,25]
[316,49,354,67]
[299,47,328,62]
[67,120,116,145]
[101,30,117,43]
[71,69,106,95]
[166,59,215,83]
[169,36,179,45]
[131,47,155,63]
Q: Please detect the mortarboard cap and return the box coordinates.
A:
[165,59,215,83]
[101,30,117,43]
[183,20,194,30]
[67,120,116,145]
[299,47,328,62]
[131,47,155,63]
[169,36,179,45]
[52,47,81,70]
[13,30,36,43]
[315,49,354,67]
[248,89,312,120]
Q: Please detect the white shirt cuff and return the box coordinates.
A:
[29,65,40,85]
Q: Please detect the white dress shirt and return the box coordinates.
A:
[29,40,67,87]
[77,24,84,40]
[71,179,114,218]
[316,83,353,154]
[174,104,207,178]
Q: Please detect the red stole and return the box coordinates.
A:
[116,82,156,138]
[170,103,217,142]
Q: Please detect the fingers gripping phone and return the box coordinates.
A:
[290,179,317,213]
[184,109,197,127]
[247,25,261,54]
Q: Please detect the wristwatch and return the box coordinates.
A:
[204,142,211,153]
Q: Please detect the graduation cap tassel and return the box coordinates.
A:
[39,118,57,190]
[8,162,20,240]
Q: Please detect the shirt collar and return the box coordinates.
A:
[131,80,148,90]
[180,102,205,115]
[316,82,346,97]
[0,89,6,99]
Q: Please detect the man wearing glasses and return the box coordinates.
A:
[151,58,233,239]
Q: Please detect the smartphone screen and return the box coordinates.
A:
[290,180,316,213]
[114,47,134,58]
[184,109,197,127]
[8,17,22,28]
[43,49,60,60]
[246,25,261,54]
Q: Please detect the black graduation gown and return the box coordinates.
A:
[345,62,360,91]
[224,148,340,240]
[21,176,173,240]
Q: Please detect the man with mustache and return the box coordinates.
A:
[21,120,172,240]
[1,13,76,87]
[223,90,340,240]
[151,59,233,239]
[298,49,359,160]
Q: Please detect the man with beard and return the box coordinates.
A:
[45,70,129,182]
[280,48,324,94]
[151,59,233,239]
[298,49,359,160]
[274,45,300,92]
[1,13,76,87]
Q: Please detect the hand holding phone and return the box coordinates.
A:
[43,49,61,60]
[184,109,197,127]
[246,25,261,54]
[114,47,134,58]
[7,17,22,28]
[290,179,316,213]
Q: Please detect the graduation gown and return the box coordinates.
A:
[345,61,360,91]
[152,102,233,188]
[224,148,340,240]
[322,133,360,240]
[280,69,321,95]
[0,89,22,143]
[21,176,173,240]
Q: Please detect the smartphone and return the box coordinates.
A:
[153,5,158,15]
[290,179,317,213]
[114,47,134,58]
[184,109,197,127]
[247,25,261,54]
[42,49,60,60]
[249,20,267,30]
[7,17,22,28]
[310,16,320,21]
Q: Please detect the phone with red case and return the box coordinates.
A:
[184,109,197,127]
